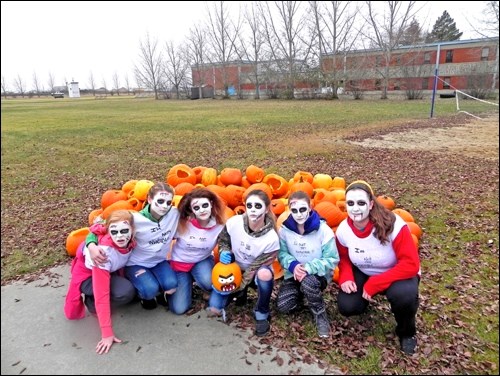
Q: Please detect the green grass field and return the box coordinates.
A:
[1,96,498,374]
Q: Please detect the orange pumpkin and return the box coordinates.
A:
[393,208,415,222]
[212,261,242,294]
[293,171,314,184]
[174,182,195,196]
[288,177,314,198]
[192,166,207,184]
[263,173,289,198]
[88,208,103,226]
[331,176,346,190]
[332,266,340,284]
[66,227,90,257]
[121,180,138,195]
[270,198,286,216]
[101,200,135,220]
[377,195,396,210]
[312,173,333,190]
[406,221,423,239]
[220,168,243,186]
[166,164,197,186]
[314,201,345,227]
[272,259,284,280]
[101,189,128,209]
[245,165,265,184]
[224,184,246,209]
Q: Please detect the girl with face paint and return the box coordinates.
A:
[87,182,180,311]
[276,191,339,339]
[168,188,226,315]
[335,180,421,355]
[64,210,137,355]
[206,189,280,337]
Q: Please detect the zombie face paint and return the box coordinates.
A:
[245,195,267,223]
[191,198,212,221]
[150,191,173,217]
[109,221,132,248]
[346,189,372,224]
[289,199,310,225]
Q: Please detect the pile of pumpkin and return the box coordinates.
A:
[66,164,423,282]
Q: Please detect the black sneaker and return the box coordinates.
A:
[140,298,158,310]
[314,311,330,338]
[156,292,168,307]
[84,295,96,314]
[255,319,270,337]
[400,336,417,355]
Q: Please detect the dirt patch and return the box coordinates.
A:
[346,114,499,160]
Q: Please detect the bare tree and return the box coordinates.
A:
[124,74,131,95]
[134,33,163,100]
[363,1,420,99]
[310,1,361,98]
[206,1,243,97]
[47,71,55,93]
[164,41,190,99]
[2,76,8,99]
[32,71,42,97]
[259,1,312,99]
[112,71,120,96]
[239,2,267,99]
[13,74,26,97]
[88,71,96,96]
[186,25,209,99]
[101,77,108,95]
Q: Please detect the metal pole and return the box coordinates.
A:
[430,43,441,118]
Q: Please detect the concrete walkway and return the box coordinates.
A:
[1,264,341,375]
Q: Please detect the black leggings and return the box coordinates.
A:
[337,267,419,338]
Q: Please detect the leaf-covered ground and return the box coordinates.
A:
[2,112,498,374]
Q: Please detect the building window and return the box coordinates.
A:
[375,79,381,90]
[481,47,490,61]
[445,50,453,63]
[422,79,428,90]
[424,52,431,64]
[443,77,451,89]
[376,56,382,67]
[393,81,400,90]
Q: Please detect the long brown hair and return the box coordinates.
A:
[176,187,225,234]
[346,180,395,245]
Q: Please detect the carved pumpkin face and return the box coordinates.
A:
[212,262,242,295]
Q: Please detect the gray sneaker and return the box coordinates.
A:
[314,311,330,338]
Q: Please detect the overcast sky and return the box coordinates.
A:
[1,1,490,91]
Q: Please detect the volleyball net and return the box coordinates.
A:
[435,76,499,119]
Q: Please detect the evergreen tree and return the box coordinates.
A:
[426,11,463,43]
[400,18,425,46]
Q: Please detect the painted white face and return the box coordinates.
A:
[150,191,173,217]
[289,199,310,225]
[109,221,132,248]
[191,198,212,221]
[245,195,267,223]
[346,189,372,223]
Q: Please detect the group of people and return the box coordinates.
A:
[64,180,420,356]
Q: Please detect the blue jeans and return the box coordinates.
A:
[208,265,274,320]
[169,256,214,315]
[125,260,178,300]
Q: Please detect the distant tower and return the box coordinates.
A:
[67,80,80,98]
